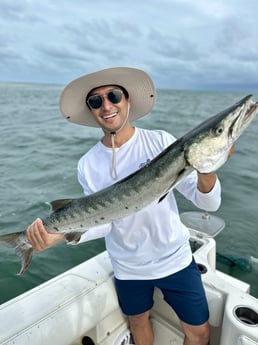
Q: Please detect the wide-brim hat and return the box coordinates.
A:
[59,67,156,127]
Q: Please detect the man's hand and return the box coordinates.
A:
[26,218,65,251]
[197,172,217,193]
[197,145,235,193]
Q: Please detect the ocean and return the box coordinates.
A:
[0,82,258,304]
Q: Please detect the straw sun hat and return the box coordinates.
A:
[59,67,156,127]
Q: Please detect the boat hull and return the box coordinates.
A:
[0,229,257,345]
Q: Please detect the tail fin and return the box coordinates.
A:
[0,232,33,275]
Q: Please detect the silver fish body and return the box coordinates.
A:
[1,95,257,274]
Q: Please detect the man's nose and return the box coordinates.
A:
[101,95,113,109]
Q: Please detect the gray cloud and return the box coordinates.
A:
[0,0,257,91]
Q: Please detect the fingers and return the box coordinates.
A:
[26,218,49,252]
[228,145,235,159]
[26,218,65,252]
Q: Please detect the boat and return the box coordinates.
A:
[0,212,257,345]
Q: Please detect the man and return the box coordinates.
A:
[27,67,221,345]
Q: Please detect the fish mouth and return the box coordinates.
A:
[231,97,258,139]
[239,98,258,129]
[244,100,258,120]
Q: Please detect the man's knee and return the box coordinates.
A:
[181,320,210,345]
[128,311,153,345]
[129,311,151,328]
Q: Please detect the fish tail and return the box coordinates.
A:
[0,231,33,275]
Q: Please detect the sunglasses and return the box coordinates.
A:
[86,89,123,109]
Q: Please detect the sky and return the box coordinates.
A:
[1,0,258,91]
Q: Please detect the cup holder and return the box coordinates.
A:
[234,306,258,326]
[197,263,207,274]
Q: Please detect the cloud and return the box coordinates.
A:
[0,0,258,91]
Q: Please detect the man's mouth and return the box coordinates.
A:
[102,112,117,120]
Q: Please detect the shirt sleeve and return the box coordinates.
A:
[176,171,221,212]
[78,223,112,243]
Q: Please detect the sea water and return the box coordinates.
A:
[0,82,257,304]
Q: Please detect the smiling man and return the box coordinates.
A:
[27,66,221,345]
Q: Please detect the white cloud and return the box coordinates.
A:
[0,0,258,91]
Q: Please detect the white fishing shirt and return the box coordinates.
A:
[77,127,221,279]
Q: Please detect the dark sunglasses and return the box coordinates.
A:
[86,89,123,109]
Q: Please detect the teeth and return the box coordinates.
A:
[103,113,116,119]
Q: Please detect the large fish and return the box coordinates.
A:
[1,95,257,275]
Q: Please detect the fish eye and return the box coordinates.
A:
[215,126,224,135]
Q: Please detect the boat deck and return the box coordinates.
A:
[0,229,257,345]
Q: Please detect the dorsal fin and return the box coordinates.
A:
[50,199,74,211]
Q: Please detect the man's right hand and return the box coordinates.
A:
[26,218,65,251]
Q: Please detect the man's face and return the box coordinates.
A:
[87,85,130,133]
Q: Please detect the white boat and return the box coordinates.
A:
[0,212,257,345]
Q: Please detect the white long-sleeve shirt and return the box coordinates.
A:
[77,127,221,279]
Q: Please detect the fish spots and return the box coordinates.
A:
[94,216,105,224]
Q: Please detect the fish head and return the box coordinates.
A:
[185,95,258,173]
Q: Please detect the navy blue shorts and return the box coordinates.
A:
[114,257,209,325]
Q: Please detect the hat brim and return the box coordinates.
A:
[59,67,156,127]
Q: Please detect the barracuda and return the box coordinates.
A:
[1,95,257,275]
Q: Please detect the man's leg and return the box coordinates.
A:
[114,277,155,344]
[128,312,210,345]
[158,258,210,344]
[181,320,210,345]
[128,310,154,345]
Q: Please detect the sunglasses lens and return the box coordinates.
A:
[87,95,102,109]
[86,89,123,109]
[107,89,122,104]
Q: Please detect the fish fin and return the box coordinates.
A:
[158,167,190,203]
[0,233,19,247]
[0,232,33,275]
[158,182,178,203]
[158,193,169,203]
[16,244,33,275]
[64,231,82,244]
[50,199,74,211]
